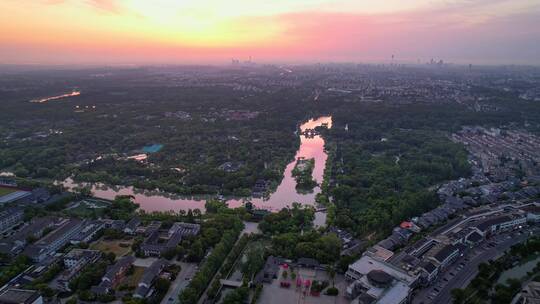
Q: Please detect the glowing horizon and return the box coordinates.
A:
[1,0,539,65]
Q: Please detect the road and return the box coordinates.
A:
[161,262,197,304]
[412,227,539,304]
[196,222,260,304]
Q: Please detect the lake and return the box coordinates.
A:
[62,116,333,213]
[30,91,81,103]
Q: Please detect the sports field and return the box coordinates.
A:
[0,187,17,197]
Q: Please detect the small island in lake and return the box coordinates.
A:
[291,157,317,192]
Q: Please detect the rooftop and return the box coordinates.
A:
[431,244,459,263]
[367,270,393,286]
[140,258,168,286]
[349,255,416,285]
[35,218,82,247]
[0,288,40,304]
[475,215,513,232]
[0,191,31,204]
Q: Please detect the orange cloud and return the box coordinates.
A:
[1,0,539,64]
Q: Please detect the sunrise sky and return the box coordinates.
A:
[1,0,539,65]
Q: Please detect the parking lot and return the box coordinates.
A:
[413,227,539,304]
[258,266,349,304]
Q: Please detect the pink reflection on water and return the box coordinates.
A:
[63,116,332,213]
[30,91,81,103]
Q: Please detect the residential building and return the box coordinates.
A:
[0,217,56,256]
[365,245,394,262]
[0,207,24,232]
[464,230,484,246]
[428,244,461,270]
[63,249,101,268]
[69,220,103,244]
[520,204,540,223]
[168,222,200,238]
[346,255,417,304]
[23,218,83,262]
[133,259,168,298]
[254,256,284,284]
[91,256,135,295]
[102,219,125,231]
[58,249,102,291]
[123,217,141,235]
[418,261,438,284]
[140,222,199,257]
[474,214,527,236]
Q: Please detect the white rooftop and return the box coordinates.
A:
[349,255,415,285]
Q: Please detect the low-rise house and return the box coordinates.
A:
[254,256,284,284]
[393,227,413,242]
[0,288,42,304]
[91,256,135,295]
[399,221,421,233]
[133,259,168,298]
[103,219,125,231]
[365,245,394,262]
[0,207,24,232]
[142,221,161,236]
[377,238,399,251]
[58,249,102,291]
[168,222,200,238]
[474,214,527,237]
[140,230,182,257]
[296,258,320,269]
[342,239,365,256]
[428,244,461,270]
[0,217,56,256]
[418,261,438,284]
[405,238,438,258]
[0,178,17,187]
[29,188,50,204]
[414,217,431,229]
[123,217,141,235]
[63,249,101,268]
[70,220,103,244]
[140,222,200,257]
[328,226,365,256]
[520,204,540,223]
[464,230,484,246]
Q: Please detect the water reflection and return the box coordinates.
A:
[30,91,81,103]
[63,116,332,213]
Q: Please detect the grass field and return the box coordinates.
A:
[90,239,133,257]
[0,187,17,197]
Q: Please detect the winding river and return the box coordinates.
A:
[63,116,332,213]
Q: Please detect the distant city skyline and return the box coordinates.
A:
[1,0,540,65]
